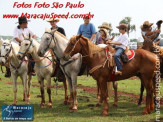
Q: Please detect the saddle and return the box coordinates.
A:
[106,46,135,68]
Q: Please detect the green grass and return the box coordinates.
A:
[0,74,162,122]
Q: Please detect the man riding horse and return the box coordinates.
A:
[141,21,161,45]
[106,24,129,75]
[13,16,36,75]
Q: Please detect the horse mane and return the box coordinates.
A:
[55,31,68,40]
[80,36,104,57]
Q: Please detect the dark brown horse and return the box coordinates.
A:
[63,35,157,116]
[138,20,163,105]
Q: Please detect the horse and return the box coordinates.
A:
[17,36,69,108]
[37,29,116,112]
[0,39,32,105]
[63,35,157,116]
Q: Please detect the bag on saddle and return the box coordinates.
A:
[121,53,129,63]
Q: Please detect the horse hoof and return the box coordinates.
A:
[69,109,77,113]
[23,98,25,101]
[12,102,17,105]
[102,110,108,116]
[142,110,148,115]
[47,103,52,108]
[96,103,102,107]
[40,103,45,108]
[113,103,117,107]
[64,101,68,105]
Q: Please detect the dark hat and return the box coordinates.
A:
[16,17,30,24]
[116,24,128,30]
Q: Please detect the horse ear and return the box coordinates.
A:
[51,29,57,35]
[76,34,82,40]
[111,36,115,41]
[22,33,25,39]
[29,33,31,40]
[0,38,4,43]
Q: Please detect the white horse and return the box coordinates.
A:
[0,39,31,104]
[17,36,69,108]
[37,29,116,112]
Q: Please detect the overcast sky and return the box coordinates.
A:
[0,0,163,40]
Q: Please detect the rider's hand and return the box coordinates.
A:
[154,29,161,33]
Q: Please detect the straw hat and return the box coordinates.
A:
[100,28,108,37]
[98,22,112,30]
[140,21,153,31]
[47,18,59,22]
[116,24,128,30]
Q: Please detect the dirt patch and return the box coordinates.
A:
[4,80,163,105]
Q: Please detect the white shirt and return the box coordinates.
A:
[115,33,129,50]
[13,26,34,44]
[141,26,161,43]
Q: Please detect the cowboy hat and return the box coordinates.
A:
[98,22,112,30]
[116,24,128,30]
[16,17,30,24]
[99,28,108,37]
[47,18,60,22]
[140,21,153,31]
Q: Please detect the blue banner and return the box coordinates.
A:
[2,105,33,121]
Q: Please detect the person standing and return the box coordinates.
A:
[77,15,97,41]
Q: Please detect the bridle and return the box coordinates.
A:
[0,43,12,62]
[18,39,34,60]
[44,32,56,53]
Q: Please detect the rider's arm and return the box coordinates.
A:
[15,38,22,43]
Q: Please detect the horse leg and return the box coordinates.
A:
[99,78,109,116]
[20,73,28,104]
[142,78,153,115]
[63,78,69,105]
[65,76,73,109]
[12,73,18,105]
[138,82,144,106]
[113,81,118,107]
[70,75,78,112]
[39,77,45,108]
[96,80,103,107]
[46,76,52,108]
[27,74,32,101]
[97,81,101,99]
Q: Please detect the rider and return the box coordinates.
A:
[141,21,161,45]
[106,24,129,75]
[94,22,112,44]
[47,18,66,36]
[47,18,66,82]
[97,28,108,44]
[13,16,36,75]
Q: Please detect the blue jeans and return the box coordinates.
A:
[114,47,124,71]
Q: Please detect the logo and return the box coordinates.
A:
[2,105,33,121]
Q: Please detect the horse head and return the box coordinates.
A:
[0,39,12,65]
[17,33,34,60]
[37,28,56,57]
[63,34,84,61]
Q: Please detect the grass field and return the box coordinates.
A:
[0,73,162,122]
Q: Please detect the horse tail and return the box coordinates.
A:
[107,82,112,98]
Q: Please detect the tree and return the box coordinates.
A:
[119,17,136,36]
[111,32,120,37]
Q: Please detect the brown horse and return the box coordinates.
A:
[63,35,157,116]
